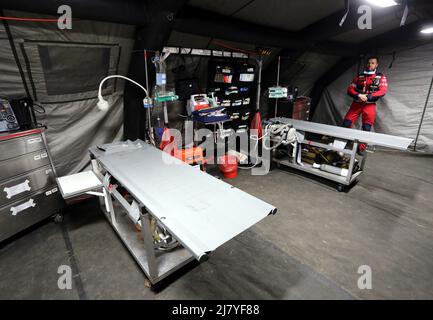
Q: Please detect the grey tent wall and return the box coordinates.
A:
[0,10,135,175]
[258,50,341,119]
[313,42,433,152]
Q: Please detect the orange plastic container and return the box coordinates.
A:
[174,147,205,165]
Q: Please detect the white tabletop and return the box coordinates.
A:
[94,142,276,260]
[57,171,102,199]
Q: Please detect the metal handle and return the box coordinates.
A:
[4,179,31,199]
[10,198,36,216]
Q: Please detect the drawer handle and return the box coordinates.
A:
[4,179,31,199]
[34,152,47,161]
[27,137,42,144]
[10,198,36,216]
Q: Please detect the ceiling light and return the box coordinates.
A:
[365,0,398,8]
[420,26,433,34]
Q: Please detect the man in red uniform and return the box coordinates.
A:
[343,56,388,155]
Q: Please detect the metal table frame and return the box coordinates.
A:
[266,117,413,191]
[57,140,275,285]
[270,134,366,189]
[90,159,194,285]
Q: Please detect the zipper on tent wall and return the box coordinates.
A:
[1,9,31,99]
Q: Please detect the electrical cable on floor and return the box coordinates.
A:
[237,134,263,169]
[59,221,88,300]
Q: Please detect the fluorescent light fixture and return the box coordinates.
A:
[365,0,398,7]
[420,26,433,34]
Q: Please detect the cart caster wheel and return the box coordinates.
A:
[144,279,152,288]
[337,184,345,192]
[146,282,159,292]
[270,162,279,171]
[53,213,63,224]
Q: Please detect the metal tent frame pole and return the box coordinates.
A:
[413,72,433,151]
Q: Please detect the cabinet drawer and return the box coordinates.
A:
[0,150,51,182]
[0,133,45,161]
[0,186,64,242]
[0,166,56,205]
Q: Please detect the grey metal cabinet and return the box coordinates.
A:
[0,129,64,242]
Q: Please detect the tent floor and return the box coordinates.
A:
[1,150,433,299]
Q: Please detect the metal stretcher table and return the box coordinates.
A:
[266,118,414,191]
[58,140,276,285]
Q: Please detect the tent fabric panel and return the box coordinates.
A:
[313,42,433,152]
[1,10,135,174]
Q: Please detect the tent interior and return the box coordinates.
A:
[0,0,433,300]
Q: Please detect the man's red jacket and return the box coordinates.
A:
[347,71,388,103]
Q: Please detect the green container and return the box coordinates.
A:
[156,92,179,102]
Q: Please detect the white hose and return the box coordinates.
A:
[238,132,265,169]
[239,123,297,170]
[98,75,149,102]
[263,123,297,151]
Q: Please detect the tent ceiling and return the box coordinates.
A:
[2,0,431,51]
[331,9,418,43]
[188,0,345,31]
[167,31,212,49]
[186,0,430,47]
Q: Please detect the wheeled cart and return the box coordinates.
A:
[266,118,413,191]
